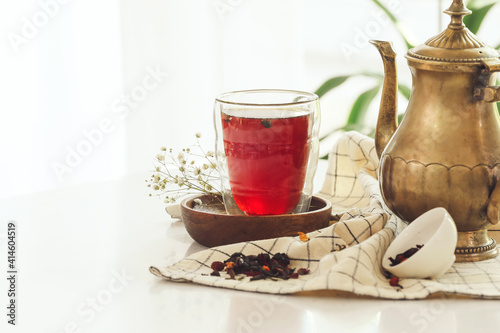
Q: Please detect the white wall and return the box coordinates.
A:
[1,0,499,198]
[1,0,124,198]
[120,0,307,175]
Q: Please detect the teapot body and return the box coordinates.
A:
[379,67,500,260]
[371,0,500,261]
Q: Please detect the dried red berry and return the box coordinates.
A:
[389,244,424,266]
[389,276,402,288]
[211,261,224,271]
[395,254,406,263]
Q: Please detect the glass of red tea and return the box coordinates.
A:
[214,89,320,216]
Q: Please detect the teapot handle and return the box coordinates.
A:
[487,179,500,225]
[474,86,500,103]
[474,59,500,103]
[482,58,500,72]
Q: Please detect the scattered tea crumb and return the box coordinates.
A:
[297,268,310,275]
[209,252,310,281]
[335,244,347,252]
[261,119,272,128]
[388,244,423,266]
[389,276,403,288]
[297,232,310,242]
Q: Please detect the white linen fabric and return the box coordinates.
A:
[150,132,500,299]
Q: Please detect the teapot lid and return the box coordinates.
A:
[406,0,500,72]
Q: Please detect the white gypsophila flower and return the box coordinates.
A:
[194,198,203,205]
[148,133,221,203]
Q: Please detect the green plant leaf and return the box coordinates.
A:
[370,0,416,49]
[397,113,405,124]
[463,0,497,34]
[398,83,411,100]
[318,123,363,141]
[314,76,350,98]
[316,72,385,99]
[347,85,381,125]
[319,126,343,141]
[360,71,384,80]
[318,123,372,158]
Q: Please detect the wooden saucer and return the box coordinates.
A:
[180,194,332,247]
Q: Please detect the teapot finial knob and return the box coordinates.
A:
[444,0,472,29]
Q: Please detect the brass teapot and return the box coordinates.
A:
[371,0,500,261]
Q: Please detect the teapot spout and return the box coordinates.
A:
[370,40,398,159]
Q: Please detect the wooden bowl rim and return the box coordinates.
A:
[180,194,332,217]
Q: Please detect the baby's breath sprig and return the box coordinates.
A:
[147,133,221,204]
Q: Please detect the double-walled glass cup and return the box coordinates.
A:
[214,89,320,216]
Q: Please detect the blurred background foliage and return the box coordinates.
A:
[315,0,500,157]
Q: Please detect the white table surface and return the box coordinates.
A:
[1,172,500,333]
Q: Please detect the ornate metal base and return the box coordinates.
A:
[455,229,499,262]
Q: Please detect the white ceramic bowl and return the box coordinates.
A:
[382,207,458,279]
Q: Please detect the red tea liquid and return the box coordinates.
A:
[222,110,310,215]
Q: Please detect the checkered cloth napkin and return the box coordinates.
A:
[150,132,500,299]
